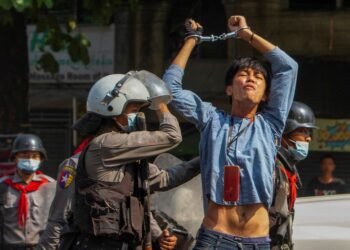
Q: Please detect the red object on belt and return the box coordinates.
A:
[4,175,48,228]
[279,166,297,210]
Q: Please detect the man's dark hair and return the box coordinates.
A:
[320,154,336,164]
[224,57,272,108]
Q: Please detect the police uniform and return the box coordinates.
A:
[269,148,299,250]
[0,172,56,250]
[38,151,200,250]
[269,101,317,250]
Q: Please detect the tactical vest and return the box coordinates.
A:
[74,146,151,248]
[269,151,296,250]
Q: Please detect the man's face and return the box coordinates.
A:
[283,127,312,148]
[14,151,42,164]
[321,157,336,176]
[289,127,312,143]
[226,67,267,105]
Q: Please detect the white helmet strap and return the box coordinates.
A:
[100,71,137,106]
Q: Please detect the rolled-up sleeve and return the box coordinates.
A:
[163,64,216,129]
[262,47,298,135]
[148,157,200,192]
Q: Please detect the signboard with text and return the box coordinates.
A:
[310,119,350,152]
[27,25,115,83]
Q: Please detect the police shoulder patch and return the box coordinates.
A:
[59,164,77,189]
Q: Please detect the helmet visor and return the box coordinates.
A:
[132,70,172,110]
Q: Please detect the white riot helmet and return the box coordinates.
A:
[87,73,150,116]
[87,71,172,116]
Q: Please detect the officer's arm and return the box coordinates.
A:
[98,107,182,167]
[38,161,74,250]
[148,157,200,192]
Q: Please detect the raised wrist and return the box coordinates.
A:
[184,37,197,47]
[239,29,253,42]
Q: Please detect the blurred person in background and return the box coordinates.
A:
[306,154,347,196]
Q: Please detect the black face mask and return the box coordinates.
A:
[136,112,147,131]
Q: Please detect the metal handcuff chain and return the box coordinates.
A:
[186,26,251,44]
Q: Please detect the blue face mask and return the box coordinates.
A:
[17,158,41,173]
[127,113,138,129]
[288,139,309,161]
[119,113,138,132]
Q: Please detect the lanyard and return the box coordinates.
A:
[226,117,254,156]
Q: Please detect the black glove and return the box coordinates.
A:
[184,18,203,44]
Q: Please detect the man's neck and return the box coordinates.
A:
[319,175,333,184]
[17,170,34,184]
[231,101,258,119]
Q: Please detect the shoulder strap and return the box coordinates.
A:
[277,149,302,188]
[76,144,91,178]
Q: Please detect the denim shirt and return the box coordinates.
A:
[163,47,298,208]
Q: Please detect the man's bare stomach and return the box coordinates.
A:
[202,199,269,237]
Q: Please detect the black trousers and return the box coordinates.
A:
[71,234,131,250]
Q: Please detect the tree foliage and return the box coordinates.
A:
[0,0,138,73]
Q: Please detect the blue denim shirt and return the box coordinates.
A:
[163,47,298,208]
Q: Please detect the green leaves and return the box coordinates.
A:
[0,0,140,74]
[0,0,53,12]
[67,34,90,65]
[0,0,13,10]
[33,14,91,73]
[42,0,52,8]
[12,0,32,12]
[36,52,59,73]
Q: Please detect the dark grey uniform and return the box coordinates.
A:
[0,172,56,249]
[38,154,200,250]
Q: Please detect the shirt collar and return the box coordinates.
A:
[12,171,41,183]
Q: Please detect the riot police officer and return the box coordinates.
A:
[38,146,200,250]
[69,71,182,250]
[269,101,318,250]
[0,134,56,250]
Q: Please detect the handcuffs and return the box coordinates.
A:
[184,18,250,44]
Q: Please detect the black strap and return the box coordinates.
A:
[227,118,253,149]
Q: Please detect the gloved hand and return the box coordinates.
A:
[184,18,203,44]
[158,229,178,250]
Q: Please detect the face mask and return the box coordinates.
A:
[288,139,309,161]
[17,158,41,173]
[119,113,138,132]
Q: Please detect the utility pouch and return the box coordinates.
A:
[58,232,79,250]
[274,188,289,217]
[274,167,290,217]
[223,165,240,202]
[130,196,144,241]
[87,188,126,236]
